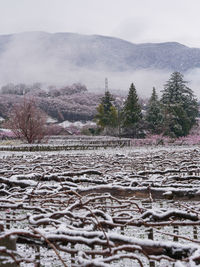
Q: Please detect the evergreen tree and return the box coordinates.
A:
[146,87,163,134]
[122,83,143,137]
[95,91,118,132]
[161,72,199,137]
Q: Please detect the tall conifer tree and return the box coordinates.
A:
[95,91,118,131]
[161,72,198,137]
[146,87,163,134]
[122,83,142,137]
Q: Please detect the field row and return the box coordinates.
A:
[0,146,200,266]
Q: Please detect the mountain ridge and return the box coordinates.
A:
[0,31,200,88]
[0,31,193,48]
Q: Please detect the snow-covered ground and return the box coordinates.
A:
[0,145,200,266]
[59,120,96,128]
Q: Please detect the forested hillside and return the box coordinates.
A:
[0,83,102,122]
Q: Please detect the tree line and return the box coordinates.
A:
[3,71,199,144]
[0,82,87,96]
[95,72,199,138]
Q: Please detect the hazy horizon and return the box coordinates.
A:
[0,31,200,99]
[0,30,197,49]
[1,0,200,98]
[0,0,200,48]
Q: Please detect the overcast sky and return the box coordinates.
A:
[0,0,200,47]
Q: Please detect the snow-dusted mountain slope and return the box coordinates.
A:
[0,31,200,72]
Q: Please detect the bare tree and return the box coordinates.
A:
[7,98,47,143]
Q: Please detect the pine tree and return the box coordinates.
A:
[122,83,143,137]
[161,72,199,137]
[146,87,163,134]
[95,91,118,132]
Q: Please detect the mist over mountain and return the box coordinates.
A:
[0,31,200,97]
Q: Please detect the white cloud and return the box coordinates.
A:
[0,31,200,99]
[0,0,200,99]
[0,0,200,47]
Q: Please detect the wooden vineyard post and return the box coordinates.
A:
[148,226,155,267]
[142,201,155,267]
[173,226,179,242]
[121,225,124,235]
[6,213,10,230]
[35,245,40,267]
[0,210,17,266]
[91,245,95,259]
[193,226,198,240]
[71,243,75,264]
[0,234,17,267]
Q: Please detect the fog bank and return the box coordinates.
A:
[0,32,199,98]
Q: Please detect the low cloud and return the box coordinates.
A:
[0,32,199,99]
